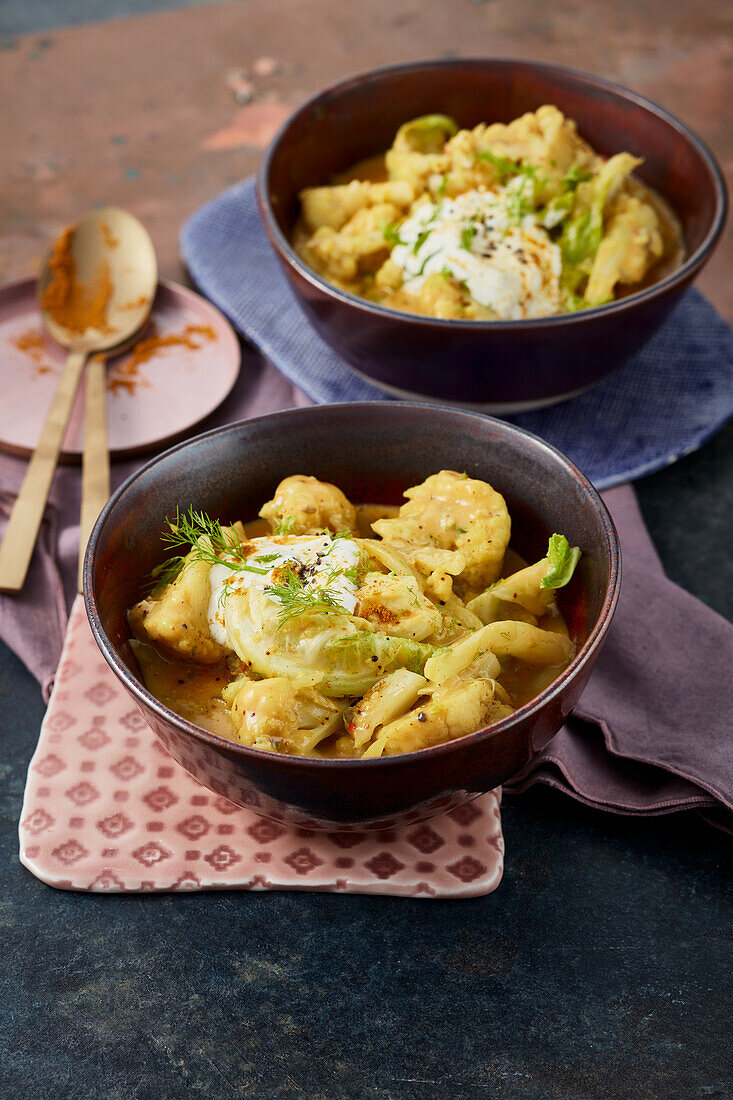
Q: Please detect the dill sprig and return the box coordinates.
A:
[151,507,268,588]
[265,565,349,628]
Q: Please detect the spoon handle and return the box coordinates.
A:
[0,347,87,593]
[77,354,110,592]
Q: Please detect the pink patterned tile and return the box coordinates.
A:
[18,596,504,898]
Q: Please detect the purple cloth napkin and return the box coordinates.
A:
[1,351,731,826]
[505,487,733,825]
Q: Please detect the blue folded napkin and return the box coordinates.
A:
[180,178,733,489]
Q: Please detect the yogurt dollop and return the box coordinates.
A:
[390,186,562,320]
[207,535,361,646]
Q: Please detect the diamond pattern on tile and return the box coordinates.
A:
[18,596,503,897]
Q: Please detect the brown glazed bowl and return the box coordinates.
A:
[257,58,727,411]
[84,403,620,830]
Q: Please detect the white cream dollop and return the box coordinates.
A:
[207,535,361,646]
[390,186,562,319]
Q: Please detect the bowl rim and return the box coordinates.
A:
[257,55,728,331]
[84,401,621,771]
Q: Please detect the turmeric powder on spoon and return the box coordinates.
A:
[40,226,113,335]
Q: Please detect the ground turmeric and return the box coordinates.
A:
[40,226,113,335]
[12,328,52,374]
[107,323,217,395]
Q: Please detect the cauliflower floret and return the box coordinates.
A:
[355,571,442,640]
[585,192,664,302]
[304,203,403,283]
[259,475,357,536]
[299,179,414,232]
[475,106,596,201]
[363,676,514,756]
[128,557,226,664]
[226,676,344,754]
[372,470,511,599]
[374,256,405,292]
[416,271,468,319]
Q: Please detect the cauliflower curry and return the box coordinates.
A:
[128,472,582,758]
[292,106,684,320]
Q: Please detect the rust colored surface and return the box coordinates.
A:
[0,0,730,319]
[39,224,112,333]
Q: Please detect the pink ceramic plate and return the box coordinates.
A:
[0,277,240,461]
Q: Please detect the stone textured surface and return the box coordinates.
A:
[0,0,731,320]
[0,1,731,1096]
[1,640,731,1099]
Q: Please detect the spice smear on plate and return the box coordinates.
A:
[107,323,217,395]
[40,226,113,335]
[11,328,53,374]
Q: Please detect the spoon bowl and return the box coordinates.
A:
[0,208,157,593]
[38,207,157,352]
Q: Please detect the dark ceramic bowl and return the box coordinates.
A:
[258,58,726,411]
[84,403,620,830]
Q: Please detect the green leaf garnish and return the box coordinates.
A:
[275,516,296,535]
[383,222,405,247]
[540,534,582,590]
[460,222,477,250]
[395,114,458,154]
[560,206,603,269]
[412,228,431,255]
[505,174,537,225]
[539,191,574,229]
[562,165,592,189]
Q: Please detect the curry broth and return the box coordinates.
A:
[132,503,573,754]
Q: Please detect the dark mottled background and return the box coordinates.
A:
[0,1,731,1096]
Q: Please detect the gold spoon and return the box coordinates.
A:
[76,317,151,592]
[0,207,157,593]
